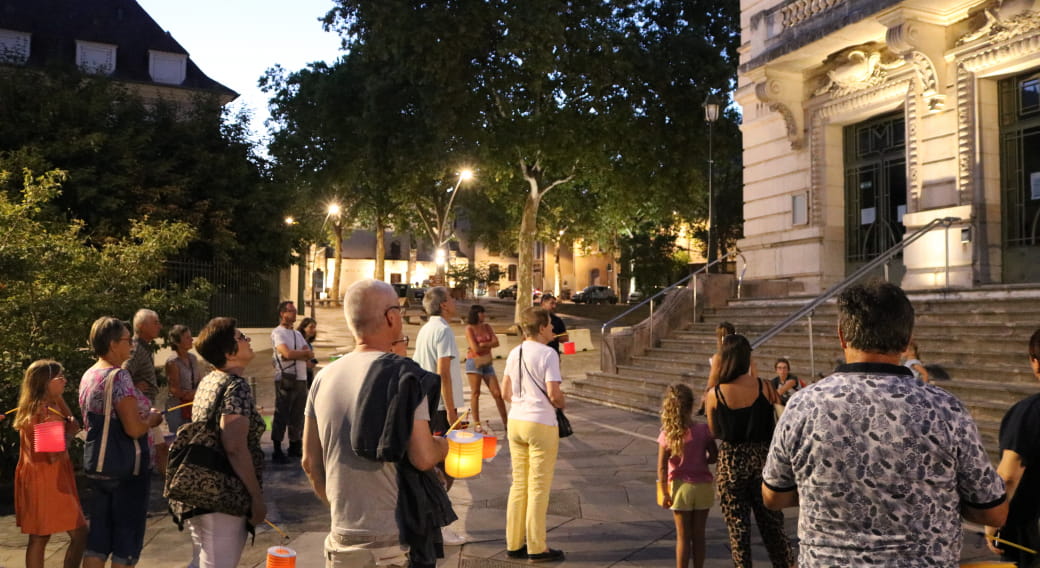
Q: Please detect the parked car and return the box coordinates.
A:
[627,290,645,304]
[497,284,517,299]
[572,285,618,304]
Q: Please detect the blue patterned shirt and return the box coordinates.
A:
[762,363,1006,566]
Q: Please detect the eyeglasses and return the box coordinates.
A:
[384,305,402,317]
[236,333,251,342]
[391,336,410,346]
[50,373,67,382]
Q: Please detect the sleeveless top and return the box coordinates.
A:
[712,379,776,443]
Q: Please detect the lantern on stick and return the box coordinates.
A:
[445,430,484,478]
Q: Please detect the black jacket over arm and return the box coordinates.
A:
[350,353,457,566]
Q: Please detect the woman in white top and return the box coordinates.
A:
[500,307,566,563]
[164,325,202,435]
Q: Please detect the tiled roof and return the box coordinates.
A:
[0,0,236,98]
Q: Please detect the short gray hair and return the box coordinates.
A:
[423,286,450,316]
[133,309,158,334]
[344,279,397,339]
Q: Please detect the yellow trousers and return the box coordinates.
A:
[506,418,560,555]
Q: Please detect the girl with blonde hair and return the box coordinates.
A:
[658,383,716,568]
[14,359,87,568]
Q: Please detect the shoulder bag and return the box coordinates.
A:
[84,368,147,479]
[520,346,573,438]
[165,376,251,519]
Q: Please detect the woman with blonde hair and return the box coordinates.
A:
[14,359,87,568]
[501,307,566,562]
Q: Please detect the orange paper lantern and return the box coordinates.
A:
[266,546,296,568]
[562,341,576,354]
[445,430,484,478]
[482,434,497,459]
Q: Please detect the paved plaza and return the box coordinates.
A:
[0,301,1004,567]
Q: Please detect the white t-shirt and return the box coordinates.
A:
[504,340,562,427]
[413,316,464,410]
[271,326,307,381]
[306,351,430,544]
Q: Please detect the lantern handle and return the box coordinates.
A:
[444,408,471,437]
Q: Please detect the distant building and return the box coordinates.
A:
[737,0,1040,293]
[0,0,236,105]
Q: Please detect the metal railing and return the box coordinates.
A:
[750,216,960,378]
[601,250,745,338]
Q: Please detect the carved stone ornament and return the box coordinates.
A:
[814,46,907,97]
[959,1,1040,45]
[753,71,806,150]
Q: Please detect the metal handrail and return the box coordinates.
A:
[601,249,744,337]
[750,216,960,351]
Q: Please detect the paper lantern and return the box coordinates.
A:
[562,342,576,355]
[445,430,484,478]
[266,546,296,568]
[33,420,66,453]
[482,433,497,460]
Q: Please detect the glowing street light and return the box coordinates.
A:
[433,169,475,285]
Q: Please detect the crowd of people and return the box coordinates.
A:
[12,279,1040,568]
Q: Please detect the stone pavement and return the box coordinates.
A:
[0,300,1004,566]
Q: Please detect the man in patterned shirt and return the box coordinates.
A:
[762,280,1007,566]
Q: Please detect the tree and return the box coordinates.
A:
[323,0,742,323]
[0,66,293,269]
[0,169,211,473]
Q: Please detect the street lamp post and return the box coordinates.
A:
[703,93,720,271]
[433,169,474,286]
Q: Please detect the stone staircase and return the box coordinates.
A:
[570,288,1040,458]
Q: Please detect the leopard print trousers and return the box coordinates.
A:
[716,441,796,567]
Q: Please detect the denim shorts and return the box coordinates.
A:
[84,474,150,565]
[464,357,496,375]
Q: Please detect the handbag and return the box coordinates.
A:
[520,346,573,438]
[473,352,494,367]
[165,376,251,518]
[84,368,148,479]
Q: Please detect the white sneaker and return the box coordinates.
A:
[441,526,468,546]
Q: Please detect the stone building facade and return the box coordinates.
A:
[736,0,1040,292]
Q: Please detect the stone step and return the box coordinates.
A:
[566,371,662,416]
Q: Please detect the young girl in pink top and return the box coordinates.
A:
[658,383,717,568]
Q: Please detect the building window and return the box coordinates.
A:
[0,29,30,64]
[488,263,501,281]
[507,264,517,281]
[76,41,117,75]
[999,68,1040,283]
[148,50,187,85]
[792,192,808,226]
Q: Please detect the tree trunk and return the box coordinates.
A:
[514,192,540,325]
[331,223,344,306]
[553,241,562,296]
[374,218,386,281]
[406,242,416,287]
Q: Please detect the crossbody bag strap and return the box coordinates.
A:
[95,368,119,474]
[520,345,555,407]
[98,367,142,476]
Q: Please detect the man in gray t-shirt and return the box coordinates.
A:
[302,279,447,567]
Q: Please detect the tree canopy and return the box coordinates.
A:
[266,0,743,317]
[0,66,294,269]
